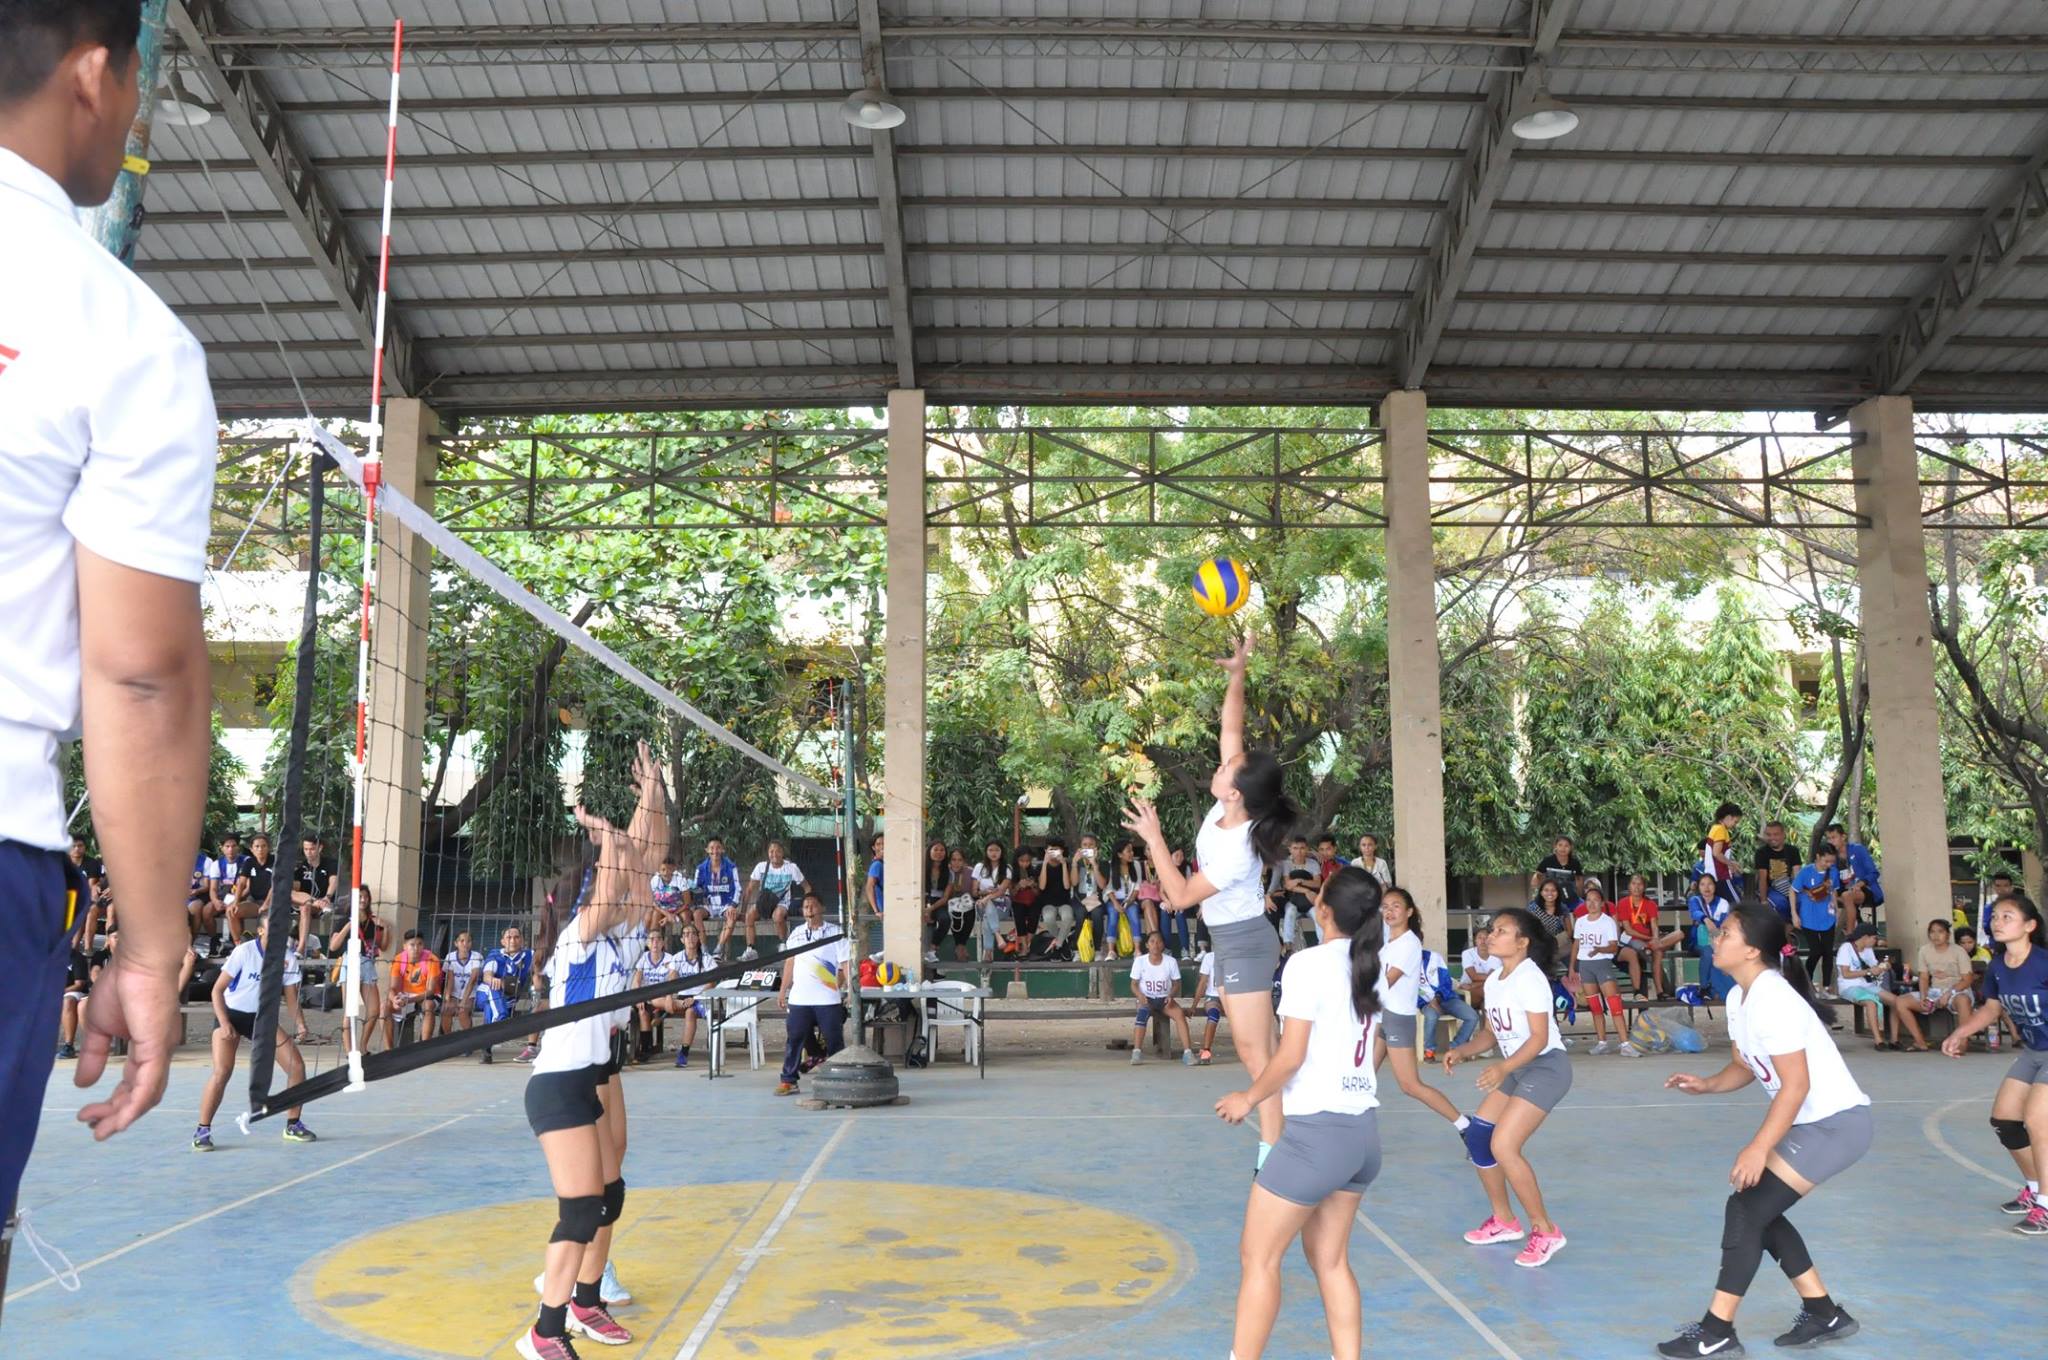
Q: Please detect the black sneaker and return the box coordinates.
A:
[1657,1323,1744,1357]
[1773,1305,1858,1349]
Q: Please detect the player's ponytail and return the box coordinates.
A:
[1729,903,1834,1025]
[1233,748,1300,866]
[1494,906,1558,976]
[1321,867,1385,1023]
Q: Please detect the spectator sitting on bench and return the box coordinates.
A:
[1613,872,1683,997]
[1891,918,1973,1050]
[1128,930,1194,1065]
[1688,871,1735,1000]
[1570,883,1634,1055]
[1459,923,1500,1010]
[1195,943,1224,1065]
[383,928,442,1049]
[1418,941,1480,1062]
[1835,922,1908,1051]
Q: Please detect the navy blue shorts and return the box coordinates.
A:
[2,842,84,1217]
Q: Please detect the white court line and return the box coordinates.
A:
[1921,1095,2012,1188]
[672,1116,852,1360]
[4,1112,470,1305]
[1355,1209,1525,1360]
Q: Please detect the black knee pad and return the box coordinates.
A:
[551,1194,603,1245]
[599,1178,626,1225]
[1719,1188,1756,1251]
[1993,1116,2030,1150]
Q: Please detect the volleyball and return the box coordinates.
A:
[873,961,906,987]
[1190,557,1250,616]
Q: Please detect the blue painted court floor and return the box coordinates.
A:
[8,1036,2043,1359]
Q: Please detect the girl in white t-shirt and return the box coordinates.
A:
[1215,866,1386,1360]
[1570,884,1630,1055]
[1128,932,1193,1064]
[1125,633,1299,1168]
[1658,905,1870,1357]
[1373,886,1469,1134]
[519,742,668,1358]
[1195,947,1225,1064]
[1443,906,1572,1269]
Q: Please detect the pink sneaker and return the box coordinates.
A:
[567,1303,632,1346]
[1462,1214,1525,1245]
[1514,1226,1567,1268]
[516,1329,582,1360]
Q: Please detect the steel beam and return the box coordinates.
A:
[856,0,918,387]
[1400,0,1576,390]
[1868,138,2048,395]
[164,0,417,396]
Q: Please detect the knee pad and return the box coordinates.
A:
[1135,1005,1152,1026]
[1719,1188,1759,1251]
[551,1194,603,1245]
[599,1177,626,1225]
[1461,1117,1497,1170]
[1206,1004,1222,1025]
[1993,1116,2030,1151]
[1607,995,1626,1018]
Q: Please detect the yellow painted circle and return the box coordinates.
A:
[295,1179,1188,1359]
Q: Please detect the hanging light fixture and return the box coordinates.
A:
[154,68,218,128]
[841,87,906,131]
[1510,89,1578,141]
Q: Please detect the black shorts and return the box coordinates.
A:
[942,909,977,944]
[226,1008,257,1041]
[525,1064,606,1136]
[601,1028,630,1076]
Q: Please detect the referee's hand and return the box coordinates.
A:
[74,955,183,1140]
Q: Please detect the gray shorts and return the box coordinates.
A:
[1208,916,1281,996]
[1776,1104,1873,1187]
[1256,1109,1382,1206]
[2005,1046,2048,1087]
[1498,1048,1574,1112]
[1577,959,1619,987]
[1377,1008,1417,1049]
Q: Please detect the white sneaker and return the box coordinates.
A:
[738,947,759,962]
[1181,1049,1196,1066]
[1130,1048,1143,1065]
[600,1260,631,1305]
[1617,1040,1643,1057]
[1590,1040,1613,1056]
[924,949,940,964]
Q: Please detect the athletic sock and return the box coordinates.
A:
[2029,1180,2041,1193]
[1255,1141,1273,1171]
[574,1279,601,1309]
[1454,1114,1471,1132]
[537,1303,568,1338]
[1697,1312,1734,1340]
[1804,1292,1835,1317]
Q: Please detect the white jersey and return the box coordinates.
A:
[1460,947,1501,980]
[1194,800,1265,927]
[443,949,483,1001]
[1130,954,1181,999]
[1485,957,1564,1060]
[221,939,302,1014]
[1727,968,1870,1125]
[785,922,849,1007]
[1274,940,1380,1117]
[638,950,678,986]
[1573,912,1620,963]
[1376,928,1424,1015]
[1196,950,1220,999]
[1835,940,1882,986]
[672,948,719,995]
[749,858,806,907]
[532,915,640,1075]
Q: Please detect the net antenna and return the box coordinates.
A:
[342,20,407,1093]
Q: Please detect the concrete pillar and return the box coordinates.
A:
[882,390,927,974]
[1380,390,1450,961]
[2023,850,2044,909]
[362,398,438,940]
[1848,395,1950,948]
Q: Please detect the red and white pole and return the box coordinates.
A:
[345,19,404,1092]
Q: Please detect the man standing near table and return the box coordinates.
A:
[775,889,849,1096]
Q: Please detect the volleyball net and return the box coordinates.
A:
[231,420,860,1120]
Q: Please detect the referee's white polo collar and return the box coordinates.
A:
[0,145,80,219]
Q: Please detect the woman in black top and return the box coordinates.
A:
[922,838,949,964]
[1038,838,1076,949]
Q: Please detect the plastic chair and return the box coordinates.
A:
[924,980,980,1065]
[718,996,764,1071]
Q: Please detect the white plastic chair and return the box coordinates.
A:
[717,995,764,1071]
[924,980,979,1065]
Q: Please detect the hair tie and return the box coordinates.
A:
[1780,943,1798,958]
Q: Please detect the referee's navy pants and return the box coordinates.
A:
[1,842,82,1220]
[780,1003,844,1083]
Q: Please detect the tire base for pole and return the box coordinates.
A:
[805,1043,902,1108]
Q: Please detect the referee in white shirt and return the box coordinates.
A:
[1,0,218,1273]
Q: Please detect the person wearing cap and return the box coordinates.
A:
[0,0,219,1259]
[1834,922,1907,1051]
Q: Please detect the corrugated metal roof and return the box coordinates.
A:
[140,1,2048,413]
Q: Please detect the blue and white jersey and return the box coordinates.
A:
[1986,946,2048,1052]
[483,946,534,997]
[532,916,639,1075]
[694,858,741,912]
[443,948,483,1001]
[639,950,678,986]
[221,938,301,1014]
[672,948,719,998]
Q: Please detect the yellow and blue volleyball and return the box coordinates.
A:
[1190,557,1251,617]
[873,961,905,987]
